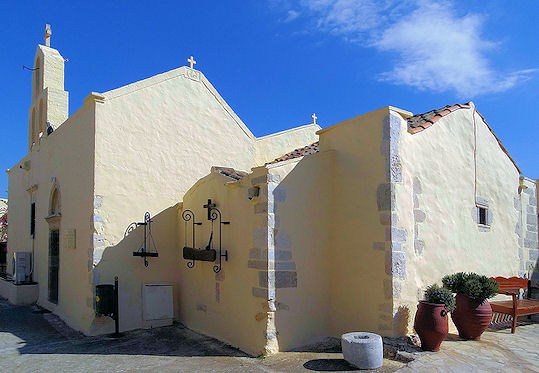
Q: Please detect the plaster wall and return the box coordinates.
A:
[7,102,96,332]
[28,45,68,149]
[396,106,522,334]
[255,124,320,165]
[93,67,257,262]
[177,172,266,356]
[91,205,181,335]
[267,151,334,351]
[8,54,328,338]
[317,107,402,337]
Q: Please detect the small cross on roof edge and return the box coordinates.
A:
[187,56,197,69]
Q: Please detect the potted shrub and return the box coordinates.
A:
[414,284,455,351]
[442,272,499,340]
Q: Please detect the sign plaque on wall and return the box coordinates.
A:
[63,229,76,249]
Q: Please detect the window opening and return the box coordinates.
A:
[30,203,36,238]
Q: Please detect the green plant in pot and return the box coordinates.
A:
[442,272,499,340]
[414,284,455,351]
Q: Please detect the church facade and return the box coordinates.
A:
[6,28,538,355]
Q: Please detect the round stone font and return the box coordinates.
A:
[341,332,383,370]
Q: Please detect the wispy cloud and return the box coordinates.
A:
[281,0,536,97]
[283,9,301,22]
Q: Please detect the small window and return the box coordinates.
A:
[30,203,36,238]
[478,207,488,225]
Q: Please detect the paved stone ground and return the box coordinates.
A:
[398,322,539,373]
[0,299,537,372]
[0,299,403,373]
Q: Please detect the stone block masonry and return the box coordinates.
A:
[518,179,538,282]
[247,170,297,354]
[376,113,408,334]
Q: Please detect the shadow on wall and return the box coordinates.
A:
[91,204,183,334]
[393,305,410,336]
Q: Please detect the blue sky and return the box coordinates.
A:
[1,0,537,198]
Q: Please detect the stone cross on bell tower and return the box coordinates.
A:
[44,24,52,47]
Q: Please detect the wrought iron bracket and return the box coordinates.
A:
[182,209,202,268]
[209,206,229,273]
[125,212,158,267]
[182,200,229,273]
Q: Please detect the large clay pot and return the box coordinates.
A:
[451,293,492,340]
[414,301,449,352]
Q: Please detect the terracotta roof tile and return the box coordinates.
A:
[213,166,249,180]
[267,141,319,165]
[407,103,471,133]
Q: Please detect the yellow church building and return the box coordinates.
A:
[4,26,538,356]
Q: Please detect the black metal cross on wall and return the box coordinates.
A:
[203,199,216,220]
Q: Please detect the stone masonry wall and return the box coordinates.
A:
[519,178,538,284]
[376,112,408,335]
[247,170,298,354]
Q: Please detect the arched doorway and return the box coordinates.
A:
[46,185,61,304]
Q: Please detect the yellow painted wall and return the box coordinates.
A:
[395,105,522,334]
[255,124,320,165]
[28,45,68,150]
[318,107,401,337]
[12,38,526,350]
[92,66,319,259]
[7,101,96,332]
[9,50,321,339]
[267,152,334,351]
[86,66,320,339]
[177,172,267,356]
[93,67,257,257]
[91,205,181,334]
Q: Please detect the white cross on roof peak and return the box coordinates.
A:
[311,113,317,125]
[187,56,197,69]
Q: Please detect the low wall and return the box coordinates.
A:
[0,278,39,305]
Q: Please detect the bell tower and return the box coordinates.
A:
[28,24,69,150]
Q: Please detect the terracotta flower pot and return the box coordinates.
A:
[451,293,492,340]
[414,301,449,352]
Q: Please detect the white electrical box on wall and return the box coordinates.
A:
[142,283,173,328]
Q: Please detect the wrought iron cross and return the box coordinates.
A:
[203,199,216,220]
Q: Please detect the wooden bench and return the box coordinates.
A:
[489,277,539,333]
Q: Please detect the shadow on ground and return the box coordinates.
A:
[0,299,407,372]
[303,358,357,371]
[0,298,247,357]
